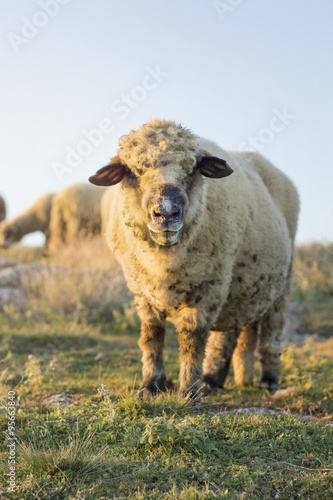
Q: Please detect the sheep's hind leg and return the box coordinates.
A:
[202,329,241,394]
[258,293,286,391]
[137,319,168,398]
[232,322,258,387]
[48,205,66,252]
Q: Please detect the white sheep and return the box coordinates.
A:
[89,119,299,398]
[0,195,6,223]
[100,188,115,240]
[0,193,54,248]
[48,183,107,252]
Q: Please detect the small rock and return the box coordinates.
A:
[217,406,316,420]
[0,287,26,311]
[272,386,300,398]
[0,263,43,287]
[43,393,74,408]
[94,353,106,362]
[218,407,291,417]
[238,407,285,415]
[0,257,18,268]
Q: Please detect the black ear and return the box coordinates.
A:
[89,157,128,186]
[197,155,233,178]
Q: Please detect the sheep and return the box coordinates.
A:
[47,183,107,252]
[0,193,54,248]
[0,195,6,223]
[89,119,299,398]
[0,184,107,251]
[100,188,115,240]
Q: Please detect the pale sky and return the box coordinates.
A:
[1,0,332,245]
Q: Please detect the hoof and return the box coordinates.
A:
[165,378,174,391]
[201,383,217,397]
[135,386,154,399]
[136,378,173,399]
[201,375,222,396]
[178,386,203,402]
[178,393,201,405]
[260,372,279,391]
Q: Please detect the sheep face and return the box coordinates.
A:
[142,178,188,246]
[89,120,233,247]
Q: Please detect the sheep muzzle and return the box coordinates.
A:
[146,186,186,246]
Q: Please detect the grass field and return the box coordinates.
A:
[0,242,332,499]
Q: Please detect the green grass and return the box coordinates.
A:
[4,406,333,499]
[0,243,332,498]
[0,318,332,499]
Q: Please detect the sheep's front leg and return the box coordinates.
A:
[178,319,209,399]
[136,303,167,398]
[135,297,168,397]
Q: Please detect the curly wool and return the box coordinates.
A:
[118,119,200,174]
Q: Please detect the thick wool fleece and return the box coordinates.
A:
[48,183,106,251]
[117,119,200,175]
[99,119,299,396]
[100,188,114,239]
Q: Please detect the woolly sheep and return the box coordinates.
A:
[0,193,54,248]
[48,183,107,252]
[100,188,114,239]
[0,195,6,223]
[89,119,299,398]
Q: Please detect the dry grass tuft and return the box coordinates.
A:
[23,238,131,321]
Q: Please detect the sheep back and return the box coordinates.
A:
[48,183,106,249]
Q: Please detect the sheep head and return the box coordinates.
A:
[89,120,233,247]
[0,221,19,248]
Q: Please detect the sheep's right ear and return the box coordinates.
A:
[89,157,128,186]
[197,155,233,178]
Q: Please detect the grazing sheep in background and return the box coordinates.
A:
[0,195,6,223]
[48,183,106,252]
[89,119,299,398]
[0,193,54,248]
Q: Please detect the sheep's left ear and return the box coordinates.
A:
[89,156,128,186]
[197,155,233,178]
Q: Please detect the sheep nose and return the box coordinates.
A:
[152,204,181,221]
